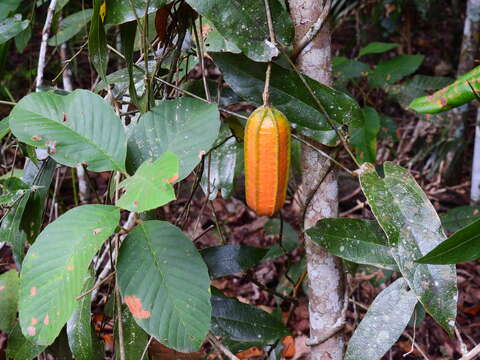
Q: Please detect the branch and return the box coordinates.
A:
[36,0,58,91]
[460,343,480,360]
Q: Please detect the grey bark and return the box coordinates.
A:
[443,0,480,184]
[288,1,345,359]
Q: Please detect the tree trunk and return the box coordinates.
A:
[288,1,345,359]
[443,0,480,184]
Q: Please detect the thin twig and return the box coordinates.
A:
[460,342,480,360]
[262,0,275,106]
[76,271,115,300]
[36,0,58,90]
[292,0,332,58]
[0,100,16,106]
[207,333,240,360]
[140,336,154,360]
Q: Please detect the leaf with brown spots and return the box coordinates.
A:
[117,152,178,213]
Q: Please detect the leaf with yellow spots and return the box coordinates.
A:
[409,65,480,114]
[99,1,106,22]
[18,205,120,346]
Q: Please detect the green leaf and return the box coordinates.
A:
[48,9,93,46]
[307,218,397,270]
[358,42,399,57]
[211,296,289,343]
[21,158,57,243]
[441,206,480,233]
[0,0,22,21]
[369,55,424,88]
[332,57,370,79]
[19,205,120,345]
[89,0,108,81]
[350,107,380,163]
[0,176,32,206]
[358,162,457,332]
[345,278,418,360]
[182,80,242,108]
[66,272,103,360]
[0,116,10,140]
[117,220,211,353]
[416,218,480,264]
[105,0,172,24]
[115,306,149,359]
[201,245,268,279]
[10,89,127,172]
[6,322,46,360]
[263,219,299,260]
[120,21,140,108]
[0,270,19,332]
[212,52,363,132]
[127,97,220,180]
[204,20,241,54]
[117,152,178,212]
[0,15,29,45]
[0,192,29,267]
[201,125,238,200]
[409,65,480,114]
[186,0,293,62]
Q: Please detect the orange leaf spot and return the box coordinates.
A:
[124,295,151,319]
[30,286,37,296]
[133,200,139,207]
[236,347,264,359]
[27,326,36,336]
[31,318,38,325]
[43,315,49,325]
[66,265,74,271]
[165,174,179,183]
[92,228,102,235]
[31,136,42,141]
[0,285,5,291]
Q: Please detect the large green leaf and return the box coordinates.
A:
[332,57,370,79]
[416,218,480,264]
[6,322,46,360]
[0,116,10,140]
[212,52,363,131]
[127,97,220,180]
[441,206,480,233]
[358,42,399,57]
[48,9,93,46]
[19,205,120,345]
[105,0,172,24]
[307,218,397,270]
[359,162,457,332]
[89,0,107,81]
[186,0,293,62]
[117,152,178,212]
[10,89,127,172]
[66,272,103,360]
[263,218,299,260]
[369,55,424,88]
[0,15,29,45]
[0,270,19,332]
[117,221,211,353]
[201,245,268,279]
[201,125,238,200]
[211,296,289,343]
[345,278,418,360]
[0,0,22,20]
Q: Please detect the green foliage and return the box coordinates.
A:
[350,107,381,163]
[358,42,399,57]
[417,218,480,264]
[88,0,108,82]
[186,0,293,62]
[0,270,19,332]
[359,162,457,333]
[117,221,212,353]
[0,0,23,21]
[0,15,29,45]
[201,245,268,279]
[19,205,120,345]
[48,9,93,46]
[369,54,424,88]
[441,206,480,233]
[345,278,418,360]
[105,0,173,24]
[10,90,127,172]
[127,97,220,180]
[117,152,178,212]
[307,218,397,270]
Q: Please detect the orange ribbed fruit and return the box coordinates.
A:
[244,106,291,216]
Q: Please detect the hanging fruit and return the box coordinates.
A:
[244,106,291,216]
